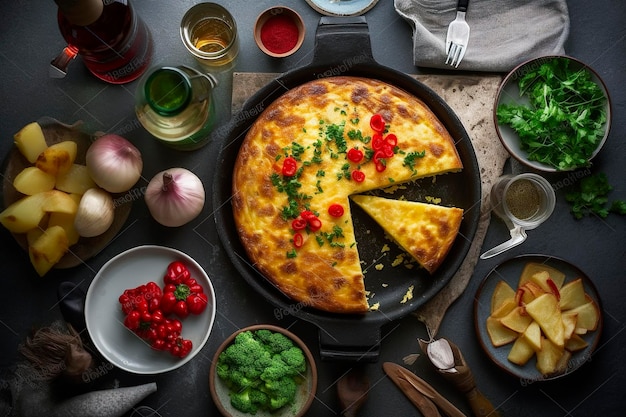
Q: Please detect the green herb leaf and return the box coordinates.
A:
[564,173,625,219]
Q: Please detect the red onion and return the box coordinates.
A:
[86,134,143,193]
[145,168,205,227]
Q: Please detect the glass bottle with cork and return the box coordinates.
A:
[135,65,218,151]
[51,0,153,84]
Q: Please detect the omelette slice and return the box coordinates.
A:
[351,195,463,274]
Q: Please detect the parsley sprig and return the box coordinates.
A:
[565,173,626,219]
[497,58,607,170]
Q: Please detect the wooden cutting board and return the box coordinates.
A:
[232,73,508,335]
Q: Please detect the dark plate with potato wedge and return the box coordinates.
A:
[474,254,602,382]
[1,117,132,275]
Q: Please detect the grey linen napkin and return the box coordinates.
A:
[394,0,570,72]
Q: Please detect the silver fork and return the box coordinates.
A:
[445,0,470,68]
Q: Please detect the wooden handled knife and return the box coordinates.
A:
[383,362,467,417]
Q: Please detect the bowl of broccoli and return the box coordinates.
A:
[209,324,317,416]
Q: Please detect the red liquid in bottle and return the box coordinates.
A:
[57,1,153,84]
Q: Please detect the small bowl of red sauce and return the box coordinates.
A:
[254,6,305,58]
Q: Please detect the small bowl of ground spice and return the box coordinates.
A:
[254,7,305,58]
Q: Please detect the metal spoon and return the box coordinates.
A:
[337,367,370,417]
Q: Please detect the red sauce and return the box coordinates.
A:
[260,14,299,54]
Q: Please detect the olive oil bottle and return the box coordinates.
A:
[135,66,217,151]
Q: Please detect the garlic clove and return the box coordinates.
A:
[74,188,115,237]
[426,338,457,371]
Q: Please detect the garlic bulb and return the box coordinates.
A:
[74,188,115,237]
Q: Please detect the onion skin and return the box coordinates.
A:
[145,168,205,227]
[86,134,143,193]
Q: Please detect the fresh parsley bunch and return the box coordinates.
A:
[497,58,607,170]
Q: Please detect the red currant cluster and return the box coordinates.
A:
[118,261,208,359]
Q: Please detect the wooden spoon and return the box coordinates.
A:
[337,367,370,417]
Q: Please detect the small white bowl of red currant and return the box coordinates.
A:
[85,245,216,374]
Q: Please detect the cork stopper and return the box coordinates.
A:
[55,0,104,26]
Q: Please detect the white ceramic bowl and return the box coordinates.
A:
[494,55,611,172]
[85,245,216,374]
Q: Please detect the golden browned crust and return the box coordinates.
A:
[232,76,463,313]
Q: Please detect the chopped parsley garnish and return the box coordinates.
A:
[281,199,300,220]
[403,150,426,174]
[290,142,306,159]
[325,122,347,154]
[347,129,371,144]
[271,172,309,219]
[337,162,351,180]
[316,225,346,248]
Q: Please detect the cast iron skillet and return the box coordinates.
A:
[213,17,481,362]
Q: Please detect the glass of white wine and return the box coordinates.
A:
[180,3,239,70]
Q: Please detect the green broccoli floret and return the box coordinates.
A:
[254,329,295,354]
[264,377,297,410]
[220,331,261,367]
[248,388,269,405]
[229,386,271,415]
[280,346,306,376]
[260,355,290,381]
[216,329,307,414]
[229,389,258,414]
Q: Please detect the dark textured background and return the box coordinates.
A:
[1,1,624,416]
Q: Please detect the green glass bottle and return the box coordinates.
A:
[136,65,217,151]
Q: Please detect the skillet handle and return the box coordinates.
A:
[312,16,377,70]
[318,322,380,362]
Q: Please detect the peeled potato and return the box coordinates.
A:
[48,211,80,246]
[559,278,587,310]
[491,280,515,314]
[2,123,102,276]
[13,166,56,195]
[28,225,69,277]
[35,141,77,176]
[500,306,534,334]
[0,193,48,233]
[525,293,565,348]
[14,122,47,163]
[41,189,79,215]
[487,263,600,377]
[536,337,564,376]
[508,336,535,366]
[55,164,97,194]
[486,316,518,347]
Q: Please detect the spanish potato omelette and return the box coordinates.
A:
[232,76,463,313]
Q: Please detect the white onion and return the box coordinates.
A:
[86,134,143,193]
[145,168,205,227]
[74,188,115,237]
